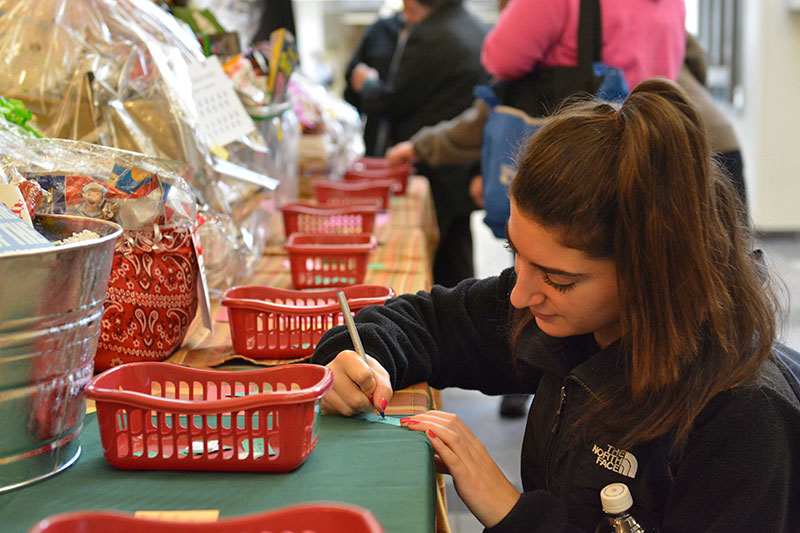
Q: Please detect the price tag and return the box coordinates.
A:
[134,510,219,522]
[188,55,255,147]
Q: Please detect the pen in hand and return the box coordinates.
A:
[336,290,386,419]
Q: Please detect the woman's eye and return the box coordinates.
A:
[543,275,575,293]
[503,241,518,255]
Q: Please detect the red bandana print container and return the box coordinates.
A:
[94,225,198,372]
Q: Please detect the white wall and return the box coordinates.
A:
[736,1,800,230]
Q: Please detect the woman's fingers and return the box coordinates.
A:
[400,411,520,528]
[324,350,393,415]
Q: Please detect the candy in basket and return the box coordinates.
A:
[28,503,384,533]
[85,363,333,473]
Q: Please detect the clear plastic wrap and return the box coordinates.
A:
[288,72,364,197]
[0,125,197,230]
[0,0,281,290]
[189,0,265,44]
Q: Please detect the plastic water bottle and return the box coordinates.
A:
[594,483,660,533]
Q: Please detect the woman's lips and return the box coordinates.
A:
[531,309,557,320]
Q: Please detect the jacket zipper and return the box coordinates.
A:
[543,375,600,492]
[544,384,566,492]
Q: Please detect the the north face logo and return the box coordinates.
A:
[591,443,638,478]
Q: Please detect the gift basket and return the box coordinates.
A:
[220,284,395,358]
[28,503,384,533]
[84,362,334,472]
[0,0,282,293]
[0,128,203,372]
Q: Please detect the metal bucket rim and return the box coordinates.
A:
[0,214,122,259]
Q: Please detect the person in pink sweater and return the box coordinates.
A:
[482,0,686,89]
[387,0,686,171]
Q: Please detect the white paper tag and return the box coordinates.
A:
[187,55,256,147]
[0,202,53,254]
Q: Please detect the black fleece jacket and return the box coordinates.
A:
[311,268,800,532]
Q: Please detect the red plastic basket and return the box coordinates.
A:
[352,156,395,169]
[220,285,395,358]
[84,363,333,473]
[279,201,380,238]
[311,180,394,210]
[28,503,384,533]
[344,163,412,195]
[283,233,377,289]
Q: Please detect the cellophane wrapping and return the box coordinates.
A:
[288,72,364,197]
[0,0,279,290]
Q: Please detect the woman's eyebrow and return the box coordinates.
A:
[505,223,584,278]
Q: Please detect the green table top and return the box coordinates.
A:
[0,413,436,533]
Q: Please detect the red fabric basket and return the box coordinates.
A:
[311,180,393,210]
[84,363,333,473]
[95,226,198,372]
[28,503,384,532]
[220,285,395,359]
[279,201,380,238]
[283,233,377,289]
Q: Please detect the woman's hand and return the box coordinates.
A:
[321,350,392,416]
[385,141,417,165]
[400,411,520,528]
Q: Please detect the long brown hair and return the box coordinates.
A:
[508,78,779,449]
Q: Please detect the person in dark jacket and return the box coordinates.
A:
[343,10,405,156]
[348,0,489,287]
[311,78,800,531]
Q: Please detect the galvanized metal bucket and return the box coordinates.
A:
[0,214,121,493]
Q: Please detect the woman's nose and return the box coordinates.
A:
[510,263,546,309]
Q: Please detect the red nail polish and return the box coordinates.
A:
[406,419,420,425]
[379,398,388,410]
[399,417,410,424]
[426,429,437,439]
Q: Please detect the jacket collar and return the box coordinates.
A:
[517,320,625,391]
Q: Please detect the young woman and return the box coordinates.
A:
[310,78,800,531]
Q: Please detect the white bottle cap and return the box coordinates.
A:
[600,483,634,514]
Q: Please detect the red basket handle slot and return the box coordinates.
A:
[85,363,334,413]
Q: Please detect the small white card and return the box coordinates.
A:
[188,55,256,147]
[0,202,53,254]
[0,183,32,225]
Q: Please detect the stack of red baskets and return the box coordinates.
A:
[221,159,397,361]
